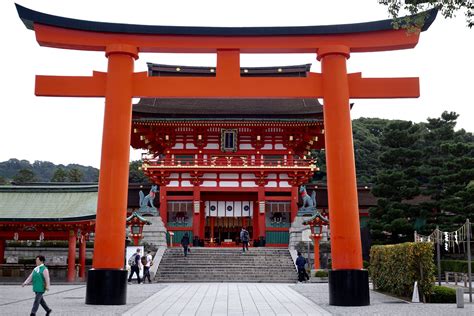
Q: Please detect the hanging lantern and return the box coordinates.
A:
[126,212,152,246]
[14,232,19,241]
[39,232,44,242]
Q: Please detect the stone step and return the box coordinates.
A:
[155,247,296,283]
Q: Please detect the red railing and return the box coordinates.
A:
[142,155,316,170]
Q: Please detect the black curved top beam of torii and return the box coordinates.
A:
[16,3,437,36]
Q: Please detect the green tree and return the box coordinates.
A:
[311,117,388,184]
[352,118,388,184]
[369,120,424,243]
[51,168,68,182]
[68,168,83,182]
[379,0,474,28]
[12,169,37,184]
[129,160,149,183]
[0,176,7,185]
[418,111,474,232]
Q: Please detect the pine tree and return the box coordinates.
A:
[68,168,83,182]
[369,120,424,243]
[51,168,68,182]
[12,169,37,184]
[419,111,474,231]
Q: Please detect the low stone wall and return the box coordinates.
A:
[4,247,94,265]
[0,264,69,280]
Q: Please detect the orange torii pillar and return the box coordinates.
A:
[15,3,437,306]
[85,45,137,304]
[318,46,368,304]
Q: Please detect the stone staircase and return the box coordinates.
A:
[155,247,297,283]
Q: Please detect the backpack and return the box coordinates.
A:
[243,230,249,241]
[141,255,148,265]
[128,254,137,266]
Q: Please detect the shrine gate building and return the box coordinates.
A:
[131,63,324,247]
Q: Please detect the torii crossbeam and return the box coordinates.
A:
[16,3,437,306]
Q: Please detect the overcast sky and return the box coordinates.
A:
[0,0,472,168]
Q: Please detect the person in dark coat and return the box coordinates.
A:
[181,233,190,257]
[240,227,250,253]
[295,251,309,282]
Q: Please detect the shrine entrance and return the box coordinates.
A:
[204,199,254,247]
[16,3,437,307]
[205,217,253,247]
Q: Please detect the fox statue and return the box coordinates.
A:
[139,185,158,210]
[298,185,317,216]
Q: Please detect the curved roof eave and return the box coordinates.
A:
[16,4,437,36]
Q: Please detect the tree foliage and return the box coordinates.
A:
[379,0,474,29]
[129,160,149,183]
[369,111,474,244]
[12,168,37,184]
[67,168,83,182]
[51,168,68,182]
[0,159,99,183]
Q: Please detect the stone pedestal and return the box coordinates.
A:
[141,216,167,248]
[289,216,310,250]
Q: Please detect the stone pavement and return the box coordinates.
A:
[1,282,473,315]
[292,283,474,316]
[0,283,167,316]
[124,283,330,316]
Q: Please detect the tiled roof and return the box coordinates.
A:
[0,185,97,221]
[133,98,323,118]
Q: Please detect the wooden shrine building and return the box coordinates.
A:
[0,185,96,281]
[131,63,325,247]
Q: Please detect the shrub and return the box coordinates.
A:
[370,242,435,299]
[314,270,328,277]
[429,286,456,303]
[363,260,370,269]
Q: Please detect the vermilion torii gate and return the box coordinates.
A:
[16,4,437,306]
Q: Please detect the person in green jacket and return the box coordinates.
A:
[22,255,52,316]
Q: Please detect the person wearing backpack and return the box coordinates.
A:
[141,251,153,283]
[127,248,142,284]
[240,227,250,253]
[22,255,53,316]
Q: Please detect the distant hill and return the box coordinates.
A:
[0,159,99,183]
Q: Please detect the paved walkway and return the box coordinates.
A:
[124,283,330,316]
[1,282,473,315]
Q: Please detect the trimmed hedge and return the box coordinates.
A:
[314,270,328,277]
[370,242,435,299]
[429,286,456,303]
[440,260,474,273]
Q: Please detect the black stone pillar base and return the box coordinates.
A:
[329,269,370,306]
[85,269,127,305]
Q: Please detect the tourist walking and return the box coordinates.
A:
[295,251,309,282]
[142,250,153,283]
[181,233,190,257]
[22,255,53,316]
[128,248,142,284]
[240,227,250,253]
